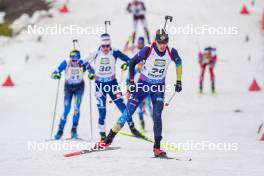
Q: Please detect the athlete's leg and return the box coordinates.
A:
[54,84,73,139]
[59,84,73,131]
[95,81,107,140]
[146,95,153,119]
[71,82,85,137]
[150,89,165,149]
[108,79,135,126]
[199,65,206,93]
[138,101,145,118]
[138,101,145,131]
[209,66,215,93]
[141,17,150,44]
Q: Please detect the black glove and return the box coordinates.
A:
[174,81,182,92]
[127,80,136,93]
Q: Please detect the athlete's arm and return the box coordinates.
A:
[113,50,130,63]
[129,46,150,81]
[56,60,67,73]
[82,60,95,74]
[171,48,182,81]
[83,51,97,72]
[211,54,217,66]
[141,2,146,11]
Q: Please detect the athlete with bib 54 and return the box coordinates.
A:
[97,16,183,158]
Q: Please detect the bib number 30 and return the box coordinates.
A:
[99,66,111,72]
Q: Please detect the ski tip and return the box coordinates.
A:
[64,151,81,157]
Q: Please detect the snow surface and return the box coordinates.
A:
[0,0,264,175]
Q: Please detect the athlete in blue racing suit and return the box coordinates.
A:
[52,50,93,140]
[85,33,142,141]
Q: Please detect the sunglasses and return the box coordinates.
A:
[102,45,110,48]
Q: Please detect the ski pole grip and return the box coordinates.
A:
[104,20,111,33]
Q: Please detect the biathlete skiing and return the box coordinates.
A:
[96,16,183,158]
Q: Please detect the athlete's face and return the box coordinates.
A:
[137,42,144,50]
[203,52,211,59]
[70,59,78,67]
[156,42,167,52]
[101,44,110,54]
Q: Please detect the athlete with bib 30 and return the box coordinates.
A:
[85,33,143,141]
[97,28,183,158]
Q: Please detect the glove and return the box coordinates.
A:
[174,81,182,92]
[88,73,95,80]
[51,71,61,79]
[127,80,136,93]
[121,63,129,71]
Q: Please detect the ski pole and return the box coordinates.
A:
[104,20,111,33]
[120,69,126,84]
[164,15,173,30]
[50,79,61,140]
[72,39,78,50]
[88,79,94,141]
[164,92,176,107]
[258,123,263,134]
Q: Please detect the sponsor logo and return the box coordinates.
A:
[101,58,110,64]
[154,59,166,67]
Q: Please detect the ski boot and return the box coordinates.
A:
[211,82,216,95]
[71,128,79,139]
[199,83,203,95]
[129,124,145,138]
[153,148,167,158]
[100,132,106,141]
[95,129,116,150]
[95,140,110,150]
[54,125,64,140]
[54,130,63,140]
